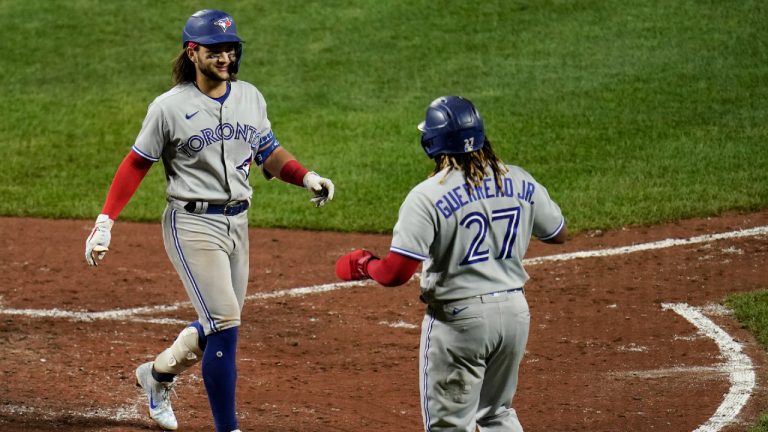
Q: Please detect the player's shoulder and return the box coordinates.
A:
[230,79,257,91]
[229,80,268,105]
[398,182,435,215]
[410,172,440,192]
[406,171,450,201]
[148,83,197,107]
[504,164,537,181]
[230,80,263,96]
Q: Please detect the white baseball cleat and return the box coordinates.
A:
[135,361,178,430]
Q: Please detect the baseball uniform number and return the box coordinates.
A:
[459,206,522,265]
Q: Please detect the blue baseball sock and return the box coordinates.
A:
[202,326,239,432]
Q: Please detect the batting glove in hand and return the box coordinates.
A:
[303,171,335,207]
[85,214,114,266]
[336,249,377,281]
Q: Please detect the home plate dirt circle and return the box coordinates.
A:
[0,210,766,431]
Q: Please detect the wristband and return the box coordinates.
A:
[279,159,309,187]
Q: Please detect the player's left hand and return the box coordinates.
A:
[303,172,335,207]
[85,214,114,266]
[336,249,377,280]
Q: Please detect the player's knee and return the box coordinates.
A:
[154,325,205,374]
[210,315,241,333]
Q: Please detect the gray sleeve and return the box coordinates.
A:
[256,89,273,140]
[531,180,565,240]
[253,90,276,165]
[131,101,166,162]
[389,190,436,261]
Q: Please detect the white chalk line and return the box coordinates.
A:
[0,306,189,325]
[614,365,726,379]
[0,225,765,430]
[662,303,756,432]
[1,225,764,324]
[0,400,143,423]
[523,225,768,265]
[0,281,376,323]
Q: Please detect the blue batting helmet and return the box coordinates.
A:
[182,9,243,47]
[418,96,485,159]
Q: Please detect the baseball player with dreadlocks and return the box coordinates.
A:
[84,9,333,432]
[336,96,567,431]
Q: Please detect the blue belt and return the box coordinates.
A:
[184,200,249,216]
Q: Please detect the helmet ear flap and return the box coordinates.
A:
[230,42,244,74]
[420,135,435,158]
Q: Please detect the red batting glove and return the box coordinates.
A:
[336,249,377,281]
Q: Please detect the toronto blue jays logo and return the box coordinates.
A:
[214,17,233,32]
[236,156,252,180]
[177,122,260,157]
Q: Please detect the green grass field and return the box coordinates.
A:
[0,0,765,232]
[0,1,766,429]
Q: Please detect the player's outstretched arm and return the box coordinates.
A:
[85,151,153,266]
[336,250,420,287]
[263,147,335,207]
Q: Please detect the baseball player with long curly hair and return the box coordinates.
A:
[84,9,334,432]
[336,96,566,431]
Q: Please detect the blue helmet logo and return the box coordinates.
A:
[214,17,233,32]
[418,96,485,159]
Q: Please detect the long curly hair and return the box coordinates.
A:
[172,46,238,85]
[431,138,508,190]
[172,48,197,85]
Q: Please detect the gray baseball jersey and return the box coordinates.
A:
[130,80,280,335]
[390,164,564,302]
[132,80,278,204]
[390,164,564,431]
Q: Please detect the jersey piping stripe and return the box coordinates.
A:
[537,216,565,241]
[390,246,427,261]
[421,311,436,431]
[257,130,275,146]
[170,209,217,332]
[131,145,160,162]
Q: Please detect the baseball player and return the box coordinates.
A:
[84,9,334,432]
[336,96,567,431]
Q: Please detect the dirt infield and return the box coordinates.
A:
[0,210,767,432]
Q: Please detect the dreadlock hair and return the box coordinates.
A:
[431,138,508,191]
[172,44,238,85]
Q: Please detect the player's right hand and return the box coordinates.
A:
[303,171,335,207]
[336,249,376,281]
[85,214,114,266]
